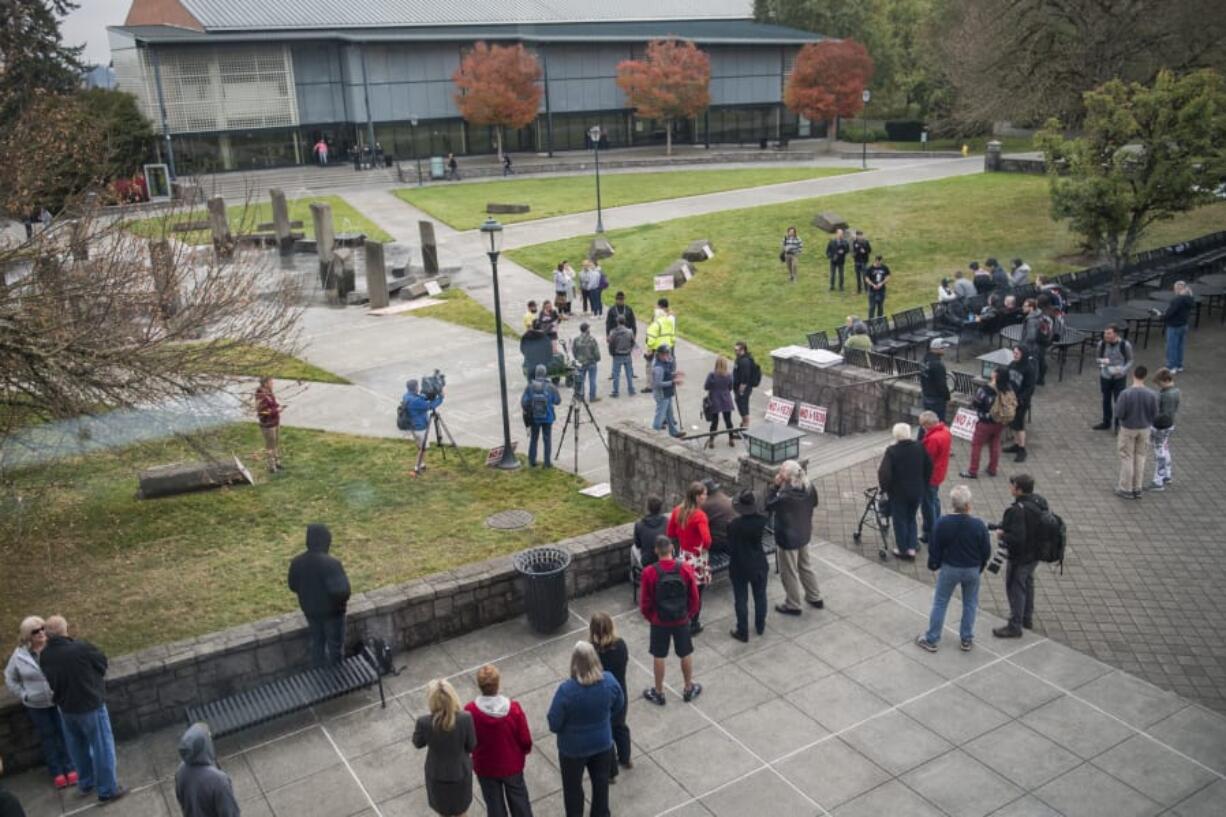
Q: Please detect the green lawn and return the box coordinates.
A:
[0,424,633,655]
[869,136,1036,154]
[407,289,521,339]
[508,173,1226,373]
[395,166,862,230]
[198,344,349,384]
[127,195,393,244]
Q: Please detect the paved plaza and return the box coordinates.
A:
[6,541,1225,817]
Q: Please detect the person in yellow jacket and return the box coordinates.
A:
[644,298,677,385]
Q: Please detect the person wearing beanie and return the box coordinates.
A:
[572,321,602,402]
[521,364,562,467]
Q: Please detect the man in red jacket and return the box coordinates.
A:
[639,536,702,706]
[464,665,533,817]
[919,410,953,547]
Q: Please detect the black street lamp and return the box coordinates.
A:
[588,125,605,233]
[480,217,520,470]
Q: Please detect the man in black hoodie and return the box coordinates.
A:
[288,524,351,667]
[38,616,126,804]
[993,474,1045,638]
[175,723,241,817]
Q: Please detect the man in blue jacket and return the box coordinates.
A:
[401,379,443,450]
[915,484,992,652]
[521,364,562,467]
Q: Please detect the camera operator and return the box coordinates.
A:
[521,364,562,468]
[992,474,1046,639]
[401,379,444,451]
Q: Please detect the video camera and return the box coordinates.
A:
[421,369,446,399]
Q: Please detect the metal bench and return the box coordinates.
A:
[185,646,386,739]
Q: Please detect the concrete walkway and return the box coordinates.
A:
[7,541,1224,817]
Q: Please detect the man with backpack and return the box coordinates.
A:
[732,341,761,433]
[1092,324,1133,430]
[992,474,1055,638]
[1002,346,1036,464]
[639,536,702,705]
[399,379,443,451]
[960,367,1014,479]
[520,364,562,468]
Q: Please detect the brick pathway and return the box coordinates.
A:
[814,319,1226,715]
[7,548,1226,817]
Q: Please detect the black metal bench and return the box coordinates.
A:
[185,647,386,739]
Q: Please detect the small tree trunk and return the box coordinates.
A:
[496,126,503,163]
[666,119,673,156]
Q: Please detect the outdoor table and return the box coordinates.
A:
[1062,312,1113,377]
[1197,272,1226,288]
[1051,328,1091,381]
[1096,305,1154,348]
[1196,285,1226,323]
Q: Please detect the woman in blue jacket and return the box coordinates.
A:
[547,641,623,817]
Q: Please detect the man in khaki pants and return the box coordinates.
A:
[1113,366,1158,500]
[766,460,824,614]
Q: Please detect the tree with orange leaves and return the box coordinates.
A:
[453,42,542,161]
[616,39,711,156]
[784,40,874,146]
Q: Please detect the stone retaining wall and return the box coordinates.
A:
[0,523,633,771]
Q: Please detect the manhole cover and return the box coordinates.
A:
[486,509,534,530]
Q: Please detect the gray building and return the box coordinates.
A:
[109,0,823,175]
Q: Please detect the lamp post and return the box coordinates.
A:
[589,125,605,233]
[861,88,871,170]
[480,218,520,470]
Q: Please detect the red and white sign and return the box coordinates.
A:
[950,408,978,441]
[796,402,828,433]
[485,442,518,466]
[653,274,675,292]
[764,397,796,425]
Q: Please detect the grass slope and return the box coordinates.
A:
[0,425,632,655]
[193,344,350,384]
[395,166,861,230]
[127,195,392,244]
[508,173,1226,372]
[407,289,521,339]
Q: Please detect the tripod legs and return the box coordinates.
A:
[414,410,464,474]
[554,397,608,473]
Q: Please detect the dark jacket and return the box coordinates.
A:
[413,711,477,786]
[605,304,637,337]
[704,372,735,415]
[1163,294,1195,328]
[595,639,629,712]
[852,237,872,263]
[825,237,849,262]
[701,491,736,552]
[287,524,351,618]
[877,440,933,504]
[608,325,635,356]
[633,513,667,568]
[972,383,999,423]
[991,265,1010,291]
[919,353,950,401]
[766,483,817,550]
[732,354,755,393]
[1008,351,1037,403]
[175,723,241,817]
[38,635,107,714]
[0,790,23,817]
[927,514,992,572]
[547,673,623,758]
[1000,493,1049,565]
[727,513,770,579]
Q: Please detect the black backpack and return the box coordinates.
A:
[654,562,690,622]
[356,637,400,676]
[530,383,550,422]
[396,401,411,431]
[749,358,763,388]
[1028,500,1068,573]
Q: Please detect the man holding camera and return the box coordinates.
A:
[401,379,443,451]
[993,474,1046,638]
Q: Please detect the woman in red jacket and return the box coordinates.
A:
[464,665,533,817]
[666,481,712,634]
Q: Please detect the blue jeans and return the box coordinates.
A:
[589,288,603,316]
[27,706,73,778]
[891,498,920,553]
[920,484,941,544]
[924,565,982,644]
[1165,325,1187,369]
[611,355,635,395]
[307,613,346,667]
[652,393,680,436]
[60,705,118,798]
[577,364,598,401]
[529,422,553,466]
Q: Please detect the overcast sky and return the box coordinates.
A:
[64,0,130,67]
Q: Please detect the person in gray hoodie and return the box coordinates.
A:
[4,617,75,788]
[174,723,240,817]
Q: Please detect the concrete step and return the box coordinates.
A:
[801,428,894,479]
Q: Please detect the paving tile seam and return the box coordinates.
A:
[319,723,386,817]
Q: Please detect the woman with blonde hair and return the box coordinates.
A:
[4,616,76,789]
[547,642,623,817]
[666,481,712,633]
[589,613,631,779]
[413,679,477,817]
[703,356,736,448]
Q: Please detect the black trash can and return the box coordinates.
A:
[514,547,572,634]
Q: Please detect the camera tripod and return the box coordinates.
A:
[414,408,465,475]
[554,392,608,474]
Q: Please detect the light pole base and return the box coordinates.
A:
[496,449,521,470]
